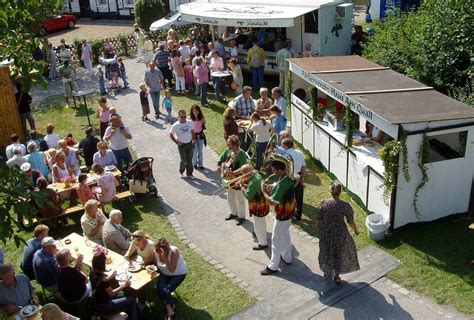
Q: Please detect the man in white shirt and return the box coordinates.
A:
[178,40,191,62]
[275,41,293,91]
[169,110,196,179]
[133,24,145,62]
[103,116,133,172]
[6,147,27,168]
[272,87,287,118]
[282,138,306,220]
[5,133,26,159]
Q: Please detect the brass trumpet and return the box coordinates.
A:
[213,170,256,196]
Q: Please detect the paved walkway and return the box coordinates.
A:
[32,59,471,320]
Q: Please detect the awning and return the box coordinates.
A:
[179,2,320,27]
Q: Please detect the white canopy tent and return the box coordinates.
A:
[179,1,322,27]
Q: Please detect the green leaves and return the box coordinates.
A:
[135,0,165,31]
[363,1,473,101]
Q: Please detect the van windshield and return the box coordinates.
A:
[165,10,179,20]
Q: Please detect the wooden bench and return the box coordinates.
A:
[22,205,85,227]
[114,191,135,208]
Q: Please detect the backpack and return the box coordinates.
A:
[251,49,261,67]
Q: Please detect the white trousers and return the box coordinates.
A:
[253,215,268,246]
[227,189,247,218]
[268,217,292,270]
[137,47,144,61]
[278,67,288,91]
[174,73,185,91]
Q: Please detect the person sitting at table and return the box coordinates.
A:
[52,151,76,184]
[5,133,26,159]
[44,123,61,150]
[21,224,49,280]
[32,236,60,292]
[77,173,97,205]
[153,238,187,320]
[27,130,48,152]
[103,210,132,255]
[93,141,117,168]
[223,107,239,141]
[20,162,42,190]
[41,303,79,320]
[56,248,91,303]
[256,87,273,115]
[81,199,107,244]
[365,121,386,145]
[34,177,67,228]
[0,263,39,316]
[26,141,50,180]
[58,139,81,177]
[124,230,155,266]
[6,147,27,169]
[92,164,118,204]
[90,251,143,320]
[78,127,100,170]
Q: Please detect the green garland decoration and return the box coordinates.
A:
[413,131,430,218]
[399,127,410,182]
[286,71,292,112]
[377,140,400,204]
[343,107,354,148]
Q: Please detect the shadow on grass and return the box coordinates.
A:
[379,215,474,284]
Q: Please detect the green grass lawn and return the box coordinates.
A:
[169,87,474,316]
[29,85,474,316]
[2,94,257,319]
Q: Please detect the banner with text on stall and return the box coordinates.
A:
[179,2,319,28]
[290,63,399,139]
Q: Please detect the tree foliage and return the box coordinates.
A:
[363,0,473,102]
[0,164,46,246]
[0,0,62,91]
[135,0,165,31]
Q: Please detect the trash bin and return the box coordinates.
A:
[366,214,390,241]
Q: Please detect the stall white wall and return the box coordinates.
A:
[318,4,352,56]
[287,17,304,54]
[394,127,474,228]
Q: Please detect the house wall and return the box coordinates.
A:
[394,125,474,228]
[90,0,135,17]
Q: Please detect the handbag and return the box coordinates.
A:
[231,81,239,90]
[129,179,148,194]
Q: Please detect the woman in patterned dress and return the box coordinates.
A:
[316,180,360,284]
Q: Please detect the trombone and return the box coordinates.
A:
[213,170,257,196]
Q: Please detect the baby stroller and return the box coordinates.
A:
[124,157,158,197]
[99,54,121,93]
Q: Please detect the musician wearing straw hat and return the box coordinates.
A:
[238,164,269,250]
[260,160,296,276]
[217,135,248,226]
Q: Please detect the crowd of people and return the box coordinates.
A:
[2,22,363,320]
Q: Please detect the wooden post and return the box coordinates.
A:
[0,62,24,149]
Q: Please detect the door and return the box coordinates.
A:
[79,0,91,16]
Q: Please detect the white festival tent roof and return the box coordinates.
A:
[178,0,334,28]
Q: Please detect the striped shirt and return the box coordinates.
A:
[232,94,255,118]
[154,49,170,68]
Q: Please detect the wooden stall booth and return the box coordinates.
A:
[0,60,23,150]
[288,56,474,229]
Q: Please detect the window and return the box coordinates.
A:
[304,10,318,34]
[124,0,134,6]
[98,0,107,6]
[425,131,467,163]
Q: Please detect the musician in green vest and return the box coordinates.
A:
[238,164,270,250]
[217,135,248,225]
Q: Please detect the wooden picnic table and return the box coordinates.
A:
[49,168,121,195]
[61,233,158,291]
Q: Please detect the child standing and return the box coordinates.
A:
[96,65,106,95]
[184,59,194,93]
[270,105,287,135]
[139,83,150,121]
[117,57,129,88]
[162,89,173,123]
[96,97,111,138]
